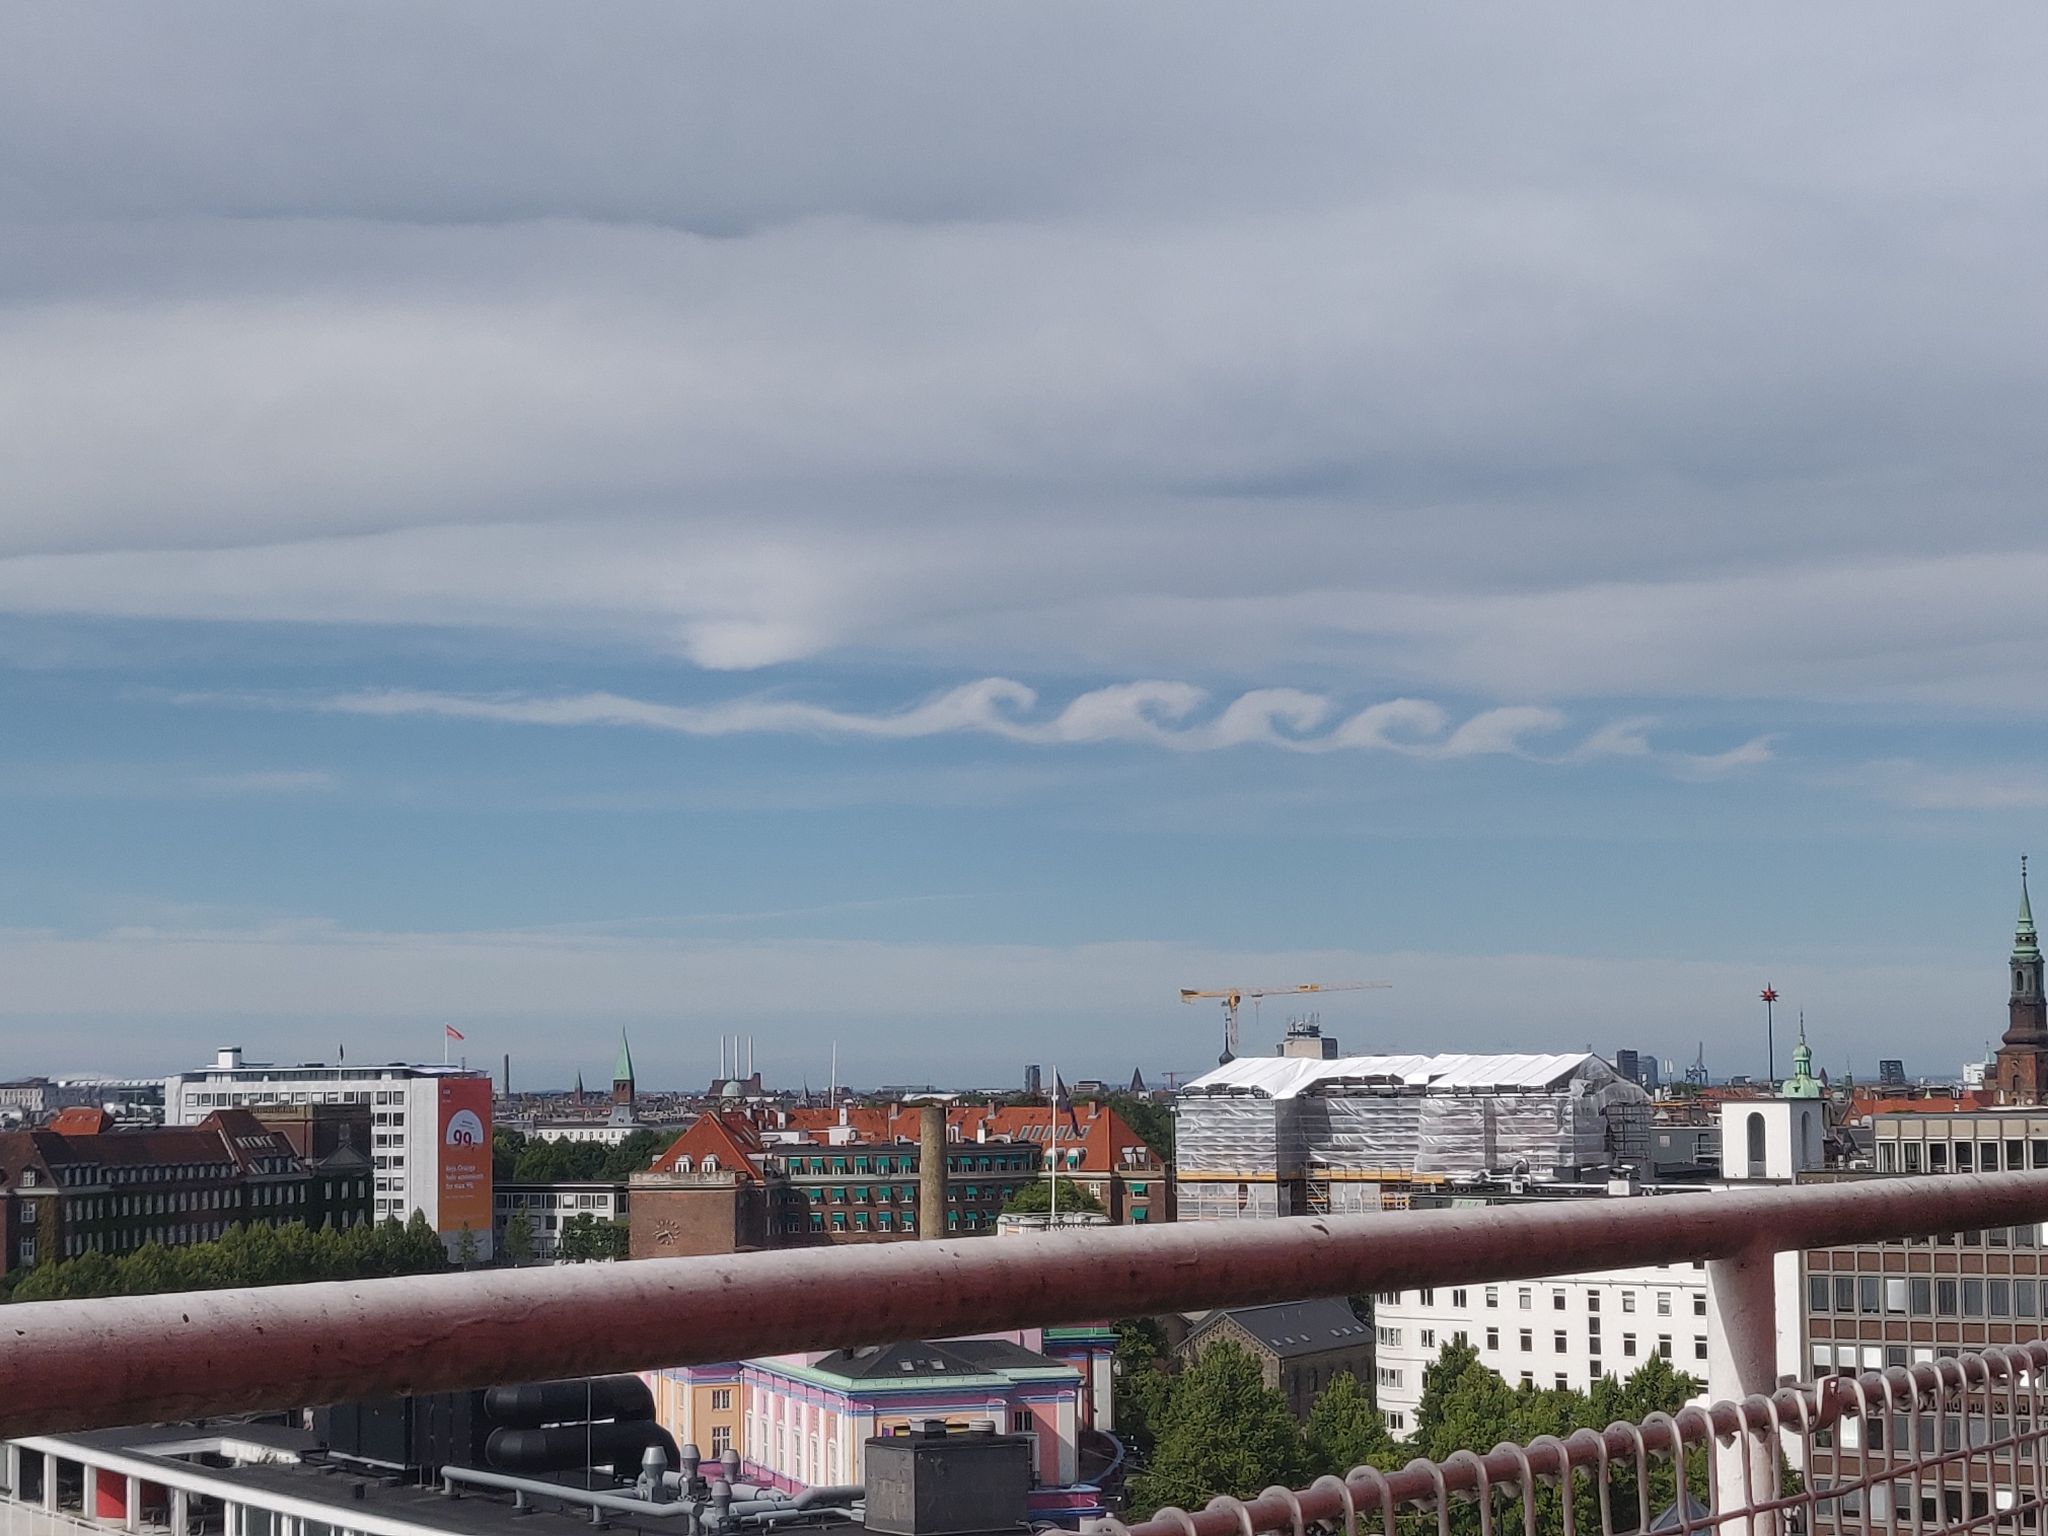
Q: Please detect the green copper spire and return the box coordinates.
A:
[614,1030,635,1085]
[1784,1011,1822,1099]
[2019,855,2039,959]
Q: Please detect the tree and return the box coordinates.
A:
[560,1212,631,1262]
[2,1215,449,1305]
[1304,1371,1396,1477]
[492,1127,529,1180]
[455,1225,480,1268]
[1003,1177,1105,1216]
[1130,1340,1305,1512]
[1111,1318,1172,1461]
[1105,1094,1173,1159]
[502,1210,536,1266]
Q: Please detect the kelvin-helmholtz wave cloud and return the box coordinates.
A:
[316,681,1769,776]
[2,4,2045,1075]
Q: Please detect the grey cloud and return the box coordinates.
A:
[1,5,2045,716]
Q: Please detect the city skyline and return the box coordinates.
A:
[5,7,2048,1079]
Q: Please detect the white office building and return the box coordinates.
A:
[164,1047,494,1258]
[1370,1097,1826,1431]
[1371,1257,1712,1431]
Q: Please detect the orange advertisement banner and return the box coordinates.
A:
[437,1076,492,1237]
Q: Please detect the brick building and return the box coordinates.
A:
[781,1099,1171,1223]
[0,1107,370,1275]
[628,1112,1039,1258]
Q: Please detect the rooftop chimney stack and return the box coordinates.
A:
[919,1102,947,1240]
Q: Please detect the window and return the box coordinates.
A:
[1451,1288,1468,1308]
[1930,1143,1949,1172]
[1377,1366,1402,1389]
[1553,1331,1567,1352]
[1623,1333,1637,1358]
[1859,1275,1881,1313]
[1377,1326,1402,1349]
[1657,1336,1672,1359]
[1878,1142,1897,1172]
[1834,1276,1855,1312]
[1384,1412,1406,1432]
[711,1426,732,1456]
[1983,1143,2000,1172]
[1552,1290,1566,1310]
[1956,1142,1973,1173]
[1904,1142,1922,1172]
[1693,1293,1708,1318]
[1484,1286,1499,1308]
[1419,1329,1435,1349]
[1518,1288,1533,1310]
[1621,1292,1636,1313]
[1695,1338,1708,1362]
[1656,1293,1672,1317]
[711,1389,732,1411]
[1486,1328,1499,1350]
[1419,1287,1435,1305]
[1587,1293,1600,1313]
[1519,1329,1533,1351]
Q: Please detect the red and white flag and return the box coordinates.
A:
[444,1024,466,1042]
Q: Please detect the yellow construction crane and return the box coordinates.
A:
[1179,982,1391,1063]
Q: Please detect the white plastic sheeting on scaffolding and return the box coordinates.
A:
[1173,1052,1650,1217]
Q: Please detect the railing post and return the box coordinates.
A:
[1706,1242,1780,1536]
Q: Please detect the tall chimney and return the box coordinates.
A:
[503,1052,511,1097]
[919,1102,947,1240]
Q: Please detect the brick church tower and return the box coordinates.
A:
[1995,858,2048,1105]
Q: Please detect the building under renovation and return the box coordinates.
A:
[1173,1052,1651,1220]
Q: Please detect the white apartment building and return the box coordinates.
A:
[1370,1258,1712,1432]
[493,1178,630,1259]
[164,1047,494,1258]
[1370,1097,1827,1431]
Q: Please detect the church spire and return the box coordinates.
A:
[1783,1011,1822,1098]
[2019,855,2038,959]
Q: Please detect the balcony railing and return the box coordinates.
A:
[5,1171,2048,1534]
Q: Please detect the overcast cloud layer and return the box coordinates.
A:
[3,4,2045,1080]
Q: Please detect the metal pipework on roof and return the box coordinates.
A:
[3,1171,2048,1438]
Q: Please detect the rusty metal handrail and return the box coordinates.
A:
[1,1170,2044,1439]
[1112,1342,2048,1536]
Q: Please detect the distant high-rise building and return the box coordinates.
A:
[1877,1058,1907,1088]
[1024,1064,1043,1096]
[1614,1048,1641,1084]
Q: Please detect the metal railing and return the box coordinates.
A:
[4,1171,2048,1535]
[1105,1341,2048,1536]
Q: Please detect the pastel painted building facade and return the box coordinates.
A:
[647,1337,1088,1497]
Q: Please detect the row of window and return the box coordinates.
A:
[21,1161,235,1188]
[1381,1281,1703,1316]
[1476,1325,1706,1363]
[1809,1272,2048,1320]
[1876,1138,2048,1174]
[774,1153,1035,1175]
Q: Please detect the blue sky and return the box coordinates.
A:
[3,5,2045,1087]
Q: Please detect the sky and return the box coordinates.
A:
[2,3,2046,1089]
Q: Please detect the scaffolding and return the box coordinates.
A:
[1173,1052,1651,1219]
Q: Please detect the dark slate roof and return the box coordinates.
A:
[1190,1298,1369,1359]
[812,1341,991,1380]
[947,1338,1066,1372]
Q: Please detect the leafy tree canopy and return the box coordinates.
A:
[1003,1176,1105,1215]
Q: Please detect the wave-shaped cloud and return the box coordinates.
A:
[312,680,1770,773]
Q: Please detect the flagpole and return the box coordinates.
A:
[1049,1066,1058,1228]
